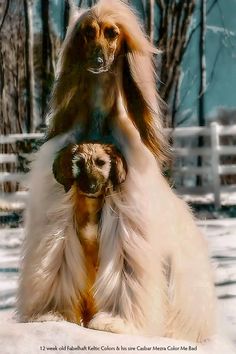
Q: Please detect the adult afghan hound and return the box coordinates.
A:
[17,0,217,343]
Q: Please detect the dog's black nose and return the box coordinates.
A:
[87,181,98,194]
[96,56,104,67]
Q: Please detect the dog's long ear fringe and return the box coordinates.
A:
[94,0,158,54]
[122,53,170,166]
[95,0,170,165]
[52,144,74,191]
[54,3,86,78]
[67,0,84,29]
[108,147,127,188]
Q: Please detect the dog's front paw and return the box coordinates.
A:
[32,312,65,322]
[88,312,137,335]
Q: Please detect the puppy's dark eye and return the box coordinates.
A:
[104,27,119,40]
[84,25,96,39]
[76,158,85,169]
[95,158,106,167]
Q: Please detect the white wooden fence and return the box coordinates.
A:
[1,123,236,208]
[168,122,236,207]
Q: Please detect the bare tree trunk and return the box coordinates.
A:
[0,0,10,33]
[198,0,206,128]
[23,0,35,132]
[0,1,27,192]
[171,67,181,127]
[41,0,54,123]
[147,0,155,44]
[0,50,5,132]
[63,1,70,39]
[197,0,207,186]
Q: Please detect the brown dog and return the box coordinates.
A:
[47,0,168,163]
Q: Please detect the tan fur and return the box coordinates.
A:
[72,188,101,326]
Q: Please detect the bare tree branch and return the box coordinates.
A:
[63,1,70,39]
[185,0,218,51]
[147,0,155,44]
[68,0,76,7]
[41,0,54,122]
[158,0,195,106]
[156,0,165,11]
[208,44,221,87]
[0,0,10,32]
[197,0,207,186]
[23,0,35,132]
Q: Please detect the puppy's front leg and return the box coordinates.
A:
[86,199,155,336]
[88,312,138,335]
[30,312,66,323]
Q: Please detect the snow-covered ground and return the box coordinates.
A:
[199,219,236,341]
[182,192,236,206]
[0,319,235,354]
[0,219,235,350]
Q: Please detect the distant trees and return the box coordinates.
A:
[0,1,27,135]
[155,0,196,126]
[0,0,198,134]
[1,0,231,193]
[0,1,29,192]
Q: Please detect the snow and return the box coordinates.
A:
[181,191,236,205]
[0,133,43,144]
[0,219,235,352]
[0,319,235,354]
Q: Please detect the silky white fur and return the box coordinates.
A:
[17,134,87,322]
[17,97,217,342]
[15,0,222,343]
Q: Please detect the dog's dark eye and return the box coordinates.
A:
[84,25,96,39]
[76,158,85,169]
[95,158,106,167]
[104,27,119,40]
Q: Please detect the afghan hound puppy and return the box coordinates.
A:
[17,0,217,343]
[54,143,127,326]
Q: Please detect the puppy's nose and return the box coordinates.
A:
[88,181,98,194]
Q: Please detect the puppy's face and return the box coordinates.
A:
[72,144,112,197]
[53,143,127,196]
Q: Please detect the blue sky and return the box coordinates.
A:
[177,0,236,125]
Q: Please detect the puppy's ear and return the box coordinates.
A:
[52,144,76,192]
[105,146,127,188]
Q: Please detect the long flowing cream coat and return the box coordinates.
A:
[17,0,217,343]
[17,97,216,342]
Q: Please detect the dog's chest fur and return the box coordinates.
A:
[72,186,103,324]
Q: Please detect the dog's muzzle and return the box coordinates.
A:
[77,177,102,197]
[87,55,109,74]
